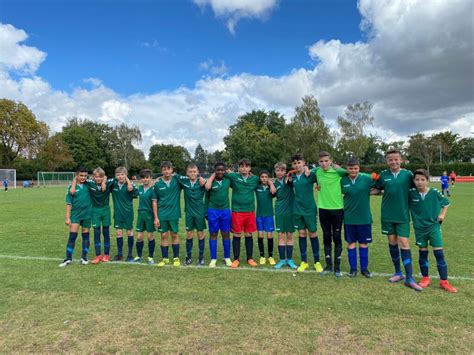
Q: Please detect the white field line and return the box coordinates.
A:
[0,254,473,281]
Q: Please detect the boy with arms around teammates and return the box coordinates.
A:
[273,162,297,269]
[409,170,457,293]
[373,149,422,291]
[59,167,92,267]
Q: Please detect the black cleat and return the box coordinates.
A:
[347,269,357,278]
[334,269,342,278]
[126,255,134,262]
[113,255,123,261]
[361,269,373,278]
[321,265,333,275]
[184,257,193,266]
[198,257,205,266]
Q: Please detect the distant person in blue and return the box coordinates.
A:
[440,171,450,197]
[3,178,8,192]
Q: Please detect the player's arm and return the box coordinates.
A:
[152,200,160,228]
[268,179,277,194]
[205,173,215,191]
[335,167,348,177]
[198,176,206,187]
[125,176,133,192]
[101,176,107,191]
[69,175,78,195]
[437,190,450,223]
[65,204,71,226]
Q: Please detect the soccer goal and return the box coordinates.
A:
[37,171,75,187]
[0,169,16,189]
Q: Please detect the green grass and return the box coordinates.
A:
[1,183,473,352]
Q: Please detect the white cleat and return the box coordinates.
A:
[209,259,217,268]
[80,257,89,265]
[59,259,72,267]
[224,258,232,267]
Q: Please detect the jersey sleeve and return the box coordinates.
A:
[408,170,416,189]
[374,173,384,189]
[65,185,72,204]
[336,167,348,177]
[224,172,238,181]
[436,189,450,207]
[309,170,317,184]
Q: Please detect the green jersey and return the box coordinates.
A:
[225,172,259,212]
[154,177,182,220]
[274,178,294,216]
[66,183,92,220]
[205,178,231,210]
[341,173,375,225]
[109,179,138,221]
[409,188,450,236]
[85,179,113,207]
[255,184,274,217]
[137,184,157,213]
[177,176,206,218]
[313,166,347,210]
[375,169,414,223]
[291,171,317,216]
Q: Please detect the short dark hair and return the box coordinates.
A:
[77,167,88,173]
[385,148,401,157]
[259,170,270,177]
[414,169,429,180]
[239,158,251,166]
[214,161,226,170]
[140,169,152,178]
[347,158,360,167]
[291,154,304,162]
[161,161,173,169]
[319,151,331,159]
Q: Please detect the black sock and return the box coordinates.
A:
[103,227,110,255]
[434,249,448,280]
[267,238,274,257]
[66,232,78,260]
[258,238,264,257]
[198,238,205,259]
[117,237,123,256]
[310,237,320,263]
[148,239,155,258]
[419,250,429,277]
[245,236,253,261]
[233,237,241,260]
[136,240,144,258]
[286,245,293,259]
[81,232,90,259]
[127,236,134,258]
[400,249,413,281]
[278,245,285,260]
[93,227,101,255]
[172,243,180,258]
[186,238,193,258]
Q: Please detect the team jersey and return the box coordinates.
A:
[375,169,414,223]
[255,184,274,217]
[440,175,449,187]
[154,177,182,220]
[341,173,375,225]
[109,179,138,221]
[409,188,450,236]
[291,171,317,215]
[85,179,113,207]
[137,184,157,213]
[225,172,259,212]
[66,183,92,220]
[274,178,294,216]
[176,175,206,218]
[312,166,347,210]
[205,178,231,210]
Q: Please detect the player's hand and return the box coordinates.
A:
[332,163,341,169]
[315,185,321,191]
[65,218,71,226]
[154,218,160,228]
[437,215,445,223]
[199,176,206,186]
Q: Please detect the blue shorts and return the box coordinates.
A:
[441,184,449,190]
[256,216,275,232]
[344,224,372,244]
[207,208,231,234]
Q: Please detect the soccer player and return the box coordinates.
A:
[177,164,207,266]
[289,154,323,273]
[3,177,8,192]
[110,167,138,262]
[273,162,297,270]
[409,169,457,293]
[59,167,92,267]
[373,149,422,291]
[311,151,347,277]
[440,171,450,197]
[154,161,183,267]
[255,170,276,265]
[341,158,376,278]
[86,167,113,264]
[133,169,157,264]
[204,162,232,267]
[449,171,456,187]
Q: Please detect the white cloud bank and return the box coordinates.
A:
[0,0,473,156]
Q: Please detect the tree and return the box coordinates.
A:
[148,144,191,174]
[360,134,384,164]
[0,99,48,167]
[38,134,75,171]
[452,137,474,162]
[193,144,208,173]
[60,127,107,169]
[112,123,142,171]
[406,133,439,173]
[431,131,458,163]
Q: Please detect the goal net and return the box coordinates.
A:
[37,171,75,187]
[0,169,16,189]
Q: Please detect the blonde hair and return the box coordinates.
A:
[93,167,105,176]
[274,162,287,171]
[115,166,128,175]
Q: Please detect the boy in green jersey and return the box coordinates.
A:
[154,161,183,267]
[86,167,113,264]
[132,169,158,264]
[255,170,276,266]
[373,149,422,291]
[341,159,376,278]
[59,167,92,267]
[178,164,207,266]
[409,170,457,293]
[110,166,138,262]
[273,162,297,270]
[311,151,347,277]
[289,154,322,273]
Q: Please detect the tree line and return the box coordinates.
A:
[1,97,473,179]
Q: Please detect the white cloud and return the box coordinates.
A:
[193,0,279,34]
[199,59,228,76]
[140,39,168,53]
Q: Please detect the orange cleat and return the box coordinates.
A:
[231,260,240,268]
[419,276,431,288]
[91,255,103,264]
[247,259,258,267]
[101,255,110,263]
[440,280,457,293]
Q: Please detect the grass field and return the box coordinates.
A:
[1,183,473,352]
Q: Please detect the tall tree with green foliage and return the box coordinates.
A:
[452,137,474,162]
[193,144,208,173]
[112,123,142,171]
[60,127,107,169]
[148,143,191,174]
[406,133,439,173]
[38,134,75,171]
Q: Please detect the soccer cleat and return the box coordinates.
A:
[334,269,342,278]
[184,257,193,266]
[113,255,123,262]
[102,255,110,263]
[274,260,287,269]
[268,257,276,266]
[80,257,89,265]
[404,279,423,292]
[59,259,72,267]
[198,257,205,266]
[126,256,134,263]
[224,258,232,267]
[231,260,240,268]
[209,259,217,268]
[247,259,258,267]
[321,265,332,275]
[287,259,297,270]
[361,269,373,278]
[147,257,155,265]
[132,256,142,263]
[157,258,170,267]
[314,262,323,273]
[297,261,309,272]
[91,255,103,264]
[173,258,181,267]
[439,280,457,293]
[347,270,357,278]
[259,257,266,265]
[419,276,431,288]
[388,272,404,283]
